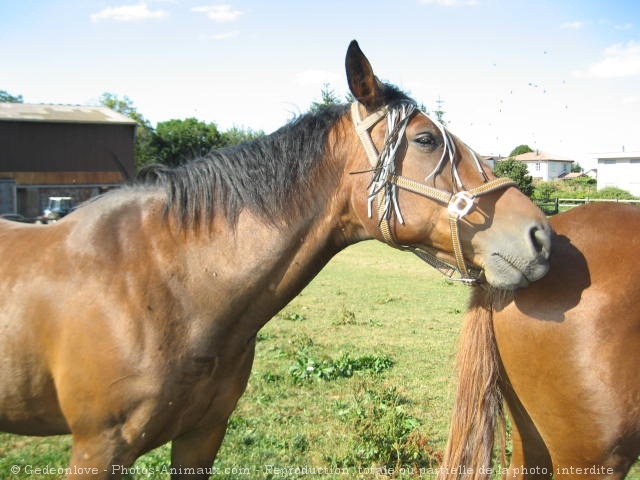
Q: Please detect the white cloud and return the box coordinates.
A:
[577,41,640,78]
[418,0,478,5]
[90,2,168,22]
[191,5,243,22]
[561,20,588,29]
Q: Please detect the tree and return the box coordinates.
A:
[432,96,447,126]
[494,158,534,197]
[151,118,225,166]
[99,93,149,126]
[509,144,533,157]
[222,126,264,146]
[0,90,24,103]
[99,93,155,168]
[309,83,341,112]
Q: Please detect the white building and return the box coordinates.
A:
[595,152,640,196]
[512,151,574,181]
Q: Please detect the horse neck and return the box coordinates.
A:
[175,148,358,334]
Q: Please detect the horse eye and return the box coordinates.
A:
[415,133,437,148]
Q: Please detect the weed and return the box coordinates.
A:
[378,294,401,304]
[332,353,394,377]
[337,383,441,470]
[332,306,358,326]
[281,311,306,322]
[288,351,394,384]
[261,372,283,383]
[256,331,272,342]
[288,350,334,383]
[286,333,314,351]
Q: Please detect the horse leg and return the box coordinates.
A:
[550,439,637,480]
[503,383,552,479]
[507,421,553,480]
[170,420,229,480]
[67,433,138,479]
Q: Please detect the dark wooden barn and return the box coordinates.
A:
[0,103,136,217]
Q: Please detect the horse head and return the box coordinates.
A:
[344,40,551,290]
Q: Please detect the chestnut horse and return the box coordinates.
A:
[441,202,640,480]
[0,41,550,479]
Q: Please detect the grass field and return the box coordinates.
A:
[1,241,638,479]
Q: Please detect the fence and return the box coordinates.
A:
[535,197,640,215]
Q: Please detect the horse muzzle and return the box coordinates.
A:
[479,220,552,290]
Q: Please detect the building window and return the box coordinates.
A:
[535,162,541,171]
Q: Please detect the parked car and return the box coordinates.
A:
[0,213,27,223]
[37,197,76,224]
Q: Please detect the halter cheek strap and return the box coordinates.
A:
[351,101,516,284]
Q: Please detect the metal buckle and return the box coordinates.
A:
[447,191,474,218]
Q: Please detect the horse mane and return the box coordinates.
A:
[136,104,347,228]
[136,83,412,229]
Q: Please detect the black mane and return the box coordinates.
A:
[138,84,412,229]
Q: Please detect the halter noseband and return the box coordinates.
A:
[351,101,516,284]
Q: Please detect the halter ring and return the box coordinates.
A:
[351,101,515,284]
[448,191,474,218]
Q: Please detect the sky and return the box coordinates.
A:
[1,0,640,169]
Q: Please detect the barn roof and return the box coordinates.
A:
[0,103,137,125]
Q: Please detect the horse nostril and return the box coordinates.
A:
[529,225,551,257]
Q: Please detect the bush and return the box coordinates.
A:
[591,187,638,200]
[532,181,558,202]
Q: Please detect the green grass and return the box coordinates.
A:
[1,241,639,479]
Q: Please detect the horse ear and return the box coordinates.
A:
[345,40,384,110]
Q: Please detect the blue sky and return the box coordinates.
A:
[2,1,639,167]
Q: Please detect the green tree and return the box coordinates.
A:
[151,118,225,166]
[0,90,24,103]
[509,144,533,157]
[309,83,341,112]
[222,126,264,146]
[494,158,534,197]
[432,96,447,126]
[571,162,583,173]
[99,93,155,168]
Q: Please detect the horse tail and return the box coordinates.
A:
[437,288,506,480]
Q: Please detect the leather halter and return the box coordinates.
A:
[351,101,516,284]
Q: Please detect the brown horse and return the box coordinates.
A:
[441,202,640,480]
[0,41,550,479]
